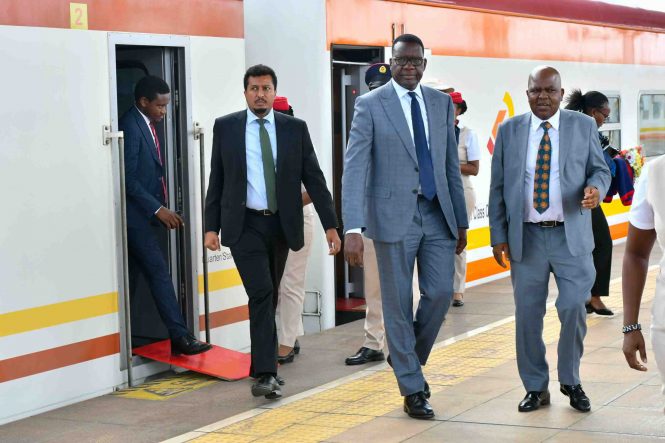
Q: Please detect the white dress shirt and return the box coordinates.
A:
[391,79,430,147]
[524,109,564,222]
[245,108,278,210]
[629,163,654,230]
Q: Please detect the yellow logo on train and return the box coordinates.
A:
[487,92,515,154]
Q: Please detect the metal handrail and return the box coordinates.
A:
[104,126,133,387]
[194,122,211,343]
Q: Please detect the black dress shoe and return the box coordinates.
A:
[404,392,434,419]
[345,347,385,365]
[171,335,212,356]
[251,375,282,399]
[424,381,431,399]
[560,384,591,412]
[294,339,300,355]
[452,298,464,307]
[586,304,614,316]
[277,349,295,364]
[518,390,550,412]
[275,375,285,386]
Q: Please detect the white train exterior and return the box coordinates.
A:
[1,0,664,424]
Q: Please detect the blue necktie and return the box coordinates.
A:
[408,91,436,200]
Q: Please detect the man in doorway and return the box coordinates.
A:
[345,63,421,367]
[204,65,340,399]
[119,75,211,356]
[489,66,610,413]
[342,35,468,419]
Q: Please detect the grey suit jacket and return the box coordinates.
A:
[488,109,611,262]
[342,82,468,243]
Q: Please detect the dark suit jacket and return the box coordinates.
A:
[204,110,337,250]
[119,106,165,229]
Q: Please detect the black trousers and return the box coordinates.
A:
[591,206,612,297]
[230,211,289,377]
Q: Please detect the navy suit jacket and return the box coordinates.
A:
[118,106,165,229]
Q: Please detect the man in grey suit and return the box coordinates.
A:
[489,66,611,413]
[343,34,468,419]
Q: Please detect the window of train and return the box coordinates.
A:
[639,93,665,157]
[599,94,621,151]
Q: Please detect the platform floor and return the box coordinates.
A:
[1,243,662,443]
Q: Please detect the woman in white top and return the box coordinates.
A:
[622,155,665,406]
[448,92,480,307]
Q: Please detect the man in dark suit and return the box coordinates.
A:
[204,65,340,399]
[119,76,211,356]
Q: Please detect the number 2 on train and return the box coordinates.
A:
[69,3,88,30]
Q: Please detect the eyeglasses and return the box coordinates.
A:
[597,109,611,120]
[392,57,425,67]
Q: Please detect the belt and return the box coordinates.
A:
[246,208,277,216]
[531,220,564,228]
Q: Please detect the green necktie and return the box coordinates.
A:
[258,119,278,213]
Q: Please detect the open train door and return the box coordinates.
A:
[108,34,249,383]
[331,45,384,326]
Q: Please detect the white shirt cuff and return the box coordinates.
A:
[345,228,362,235]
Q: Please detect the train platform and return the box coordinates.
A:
[1,242,662,443]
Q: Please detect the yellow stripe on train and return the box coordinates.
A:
[466,198,629,251]
[0,292,118,337]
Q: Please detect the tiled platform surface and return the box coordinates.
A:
[171,266,664,443]
[0,243,661,443]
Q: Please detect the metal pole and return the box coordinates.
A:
[117,135,134,387]
[195,123,211,343]
[340,69,351,299]
[106,127,134,388]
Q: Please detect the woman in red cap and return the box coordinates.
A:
[449,91,480,307]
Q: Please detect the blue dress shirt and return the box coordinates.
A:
[245,109,278,210]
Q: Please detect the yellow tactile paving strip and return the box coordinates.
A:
[113,372,218,401]
[184,270,658,443]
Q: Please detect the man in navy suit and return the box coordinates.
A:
[119,76,211,356]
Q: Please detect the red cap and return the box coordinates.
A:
[273,96,290,111]
[449,91,464,104]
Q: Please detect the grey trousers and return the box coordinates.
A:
[362,235,420,351]
[511,223,595,392]
[374,196,456,396]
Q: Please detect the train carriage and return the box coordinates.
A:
[1,0,664,425]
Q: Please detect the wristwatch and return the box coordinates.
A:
[622,323,642,334]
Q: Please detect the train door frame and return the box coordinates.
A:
[330,45,384,325]
[107,33,199,380]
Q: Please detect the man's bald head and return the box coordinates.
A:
[527,66,564,120]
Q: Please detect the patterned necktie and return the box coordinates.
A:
[533,121,553,214]
[149,122,167,202]
[257,119,278,213]
[408,91,436,200]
